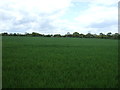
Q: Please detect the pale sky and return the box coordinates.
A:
[0,0,118,35]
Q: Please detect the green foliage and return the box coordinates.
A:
[31,32,43,37]
[85,33,94,38]
[1,32,120,39]
[73,32,80,37]
[54,34,61,37]
[44,34,53,37]
[2,36,118,88]
[1,32,8,36]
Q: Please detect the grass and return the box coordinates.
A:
[2,36,118,88]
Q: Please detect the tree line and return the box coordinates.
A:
[1,32,120,39]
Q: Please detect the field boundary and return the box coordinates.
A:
[118,1,120,88]
[0,35,2,89]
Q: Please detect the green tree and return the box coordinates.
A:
[107,32,112,38]
[73,32,80,37]
[65,32,72,37]
[79,34,84,38]
[45,34,53,37]
[113,33,119,39]
[99,33,104,38]
[31,32,43,37]
[2,32,8,36]
[85,33,93,38]
[54,34,61,37]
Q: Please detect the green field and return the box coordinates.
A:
[2,36,118,88]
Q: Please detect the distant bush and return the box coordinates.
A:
[1,32,120,39]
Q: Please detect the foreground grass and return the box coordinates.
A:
[2,36,118,88]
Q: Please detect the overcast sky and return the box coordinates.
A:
[0,0,118,35]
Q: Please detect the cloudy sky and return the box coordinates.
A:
[0,0,118,35]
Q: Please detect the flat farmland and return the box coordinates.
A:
[2,36,118,88]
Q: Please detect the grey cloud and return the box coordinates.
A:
[88,20,117,28]
[0,6,58,33]
[0,11,16,21]
[40,19,55,29]
[0,0,67,34]
[13,18,36,25]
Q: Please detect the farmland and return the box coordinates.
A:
[2,36,118,88]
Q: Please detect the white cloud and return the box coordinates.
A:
[0,0,118,34]
[73,3,118,34]
[0,0,72,33]
[52,3,118,34]
[0,0,72,13]
[75,6,117,26]
[72,0,118,5]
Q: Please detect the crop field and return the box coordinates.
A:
[2,36,118,88]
